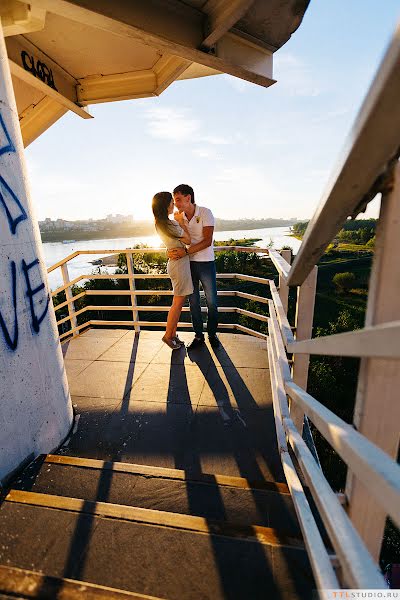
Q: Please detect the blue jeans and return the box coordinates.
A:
[189,261,218,337]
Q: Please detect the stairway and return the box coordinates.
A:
[0,454,315,599]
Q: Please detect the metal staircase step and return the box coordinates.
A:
[5,489,304,547]
[45,454,290,493]
[12,454,300,536]
[0,491,315,600]
[0,565,161,599]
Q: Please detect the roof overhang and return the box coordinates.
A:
[0,0,310,146]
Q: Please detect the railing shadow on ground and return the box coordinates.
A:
[60,338,140,586]
[185,341,308,599]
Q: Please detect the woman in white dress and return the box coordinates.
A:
[152,191,193,349]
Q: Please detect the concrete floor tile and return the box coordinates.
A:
[98,337,163,363]
[64,359,93,379]
[127,363,205,405]
[152,342,213,372]
[123,329,164,340]
[192,405,284,481]
[198,366,272,410]
[70,395,123,412]
[79,328,129,339]
[115,400,197,470]
[68,360,149,398]
[62,337,120,360]
[209,337,269,368]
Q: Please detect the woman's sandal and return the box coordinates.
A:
[162,335,182,350]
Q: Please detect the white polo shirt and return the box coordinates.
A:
[184,204,215,262]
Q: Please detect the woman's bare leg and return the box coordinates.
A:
[165,295,186,340]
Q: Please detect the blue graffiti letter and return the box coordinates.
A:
[0,113,15,157]
[22,258,50,333]
[0,176,28,235]
[0,261,18,351]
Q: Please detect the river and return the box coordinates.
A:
[43,226,301,290]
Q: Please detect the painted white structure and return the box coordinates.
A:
[0,23,73,483]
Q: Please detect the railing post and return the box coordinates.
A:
[278,249,291,314]
[290,266,318,432]
[345,161,400,561]
[126,251,140,332]
[61,263,77,330]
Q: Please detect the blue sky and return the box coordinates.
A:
[26,1,400,222]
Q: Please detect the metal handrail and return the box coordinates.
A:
[267,299,391,589]
[47,245,270,273]
[286,24,400,286]
[48,246,272,343]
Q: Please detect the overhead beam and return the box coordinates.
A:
[7,36,92,119]
[19,95,68,146]
[78,70,156,104]
[26,0,275,88]
[77,55,192,104]
[202,0,255,48]
[10,58,92,119]
[287,23,400,286]
[0,1,46,37]
[153,54,191,95]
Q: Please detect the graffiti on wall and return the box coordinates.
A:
[0,112,50,352]
[21,51,58,91]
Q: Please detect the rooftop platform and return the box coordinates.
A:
[0,329,319,600]
[62,329,284,484]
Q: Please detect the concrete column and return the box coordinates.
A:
[0,22,73,482]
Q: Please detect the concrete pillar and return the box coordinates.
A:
[0,22,73,482]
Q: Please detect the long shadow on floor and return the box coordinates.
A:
[60,335,140,583]
[30,333,309,598]
[187,341,307,600]
[166,344,283,600]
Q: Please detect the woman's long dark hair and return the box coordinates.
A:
[152,191,179,237]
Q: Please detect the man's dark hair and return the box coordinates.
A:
[173,184,195,204]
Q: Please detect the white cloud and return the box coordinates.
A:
[142,106,231,146]
[202,135,230,145]
[192,147,221,160]
[274,52,322,97]
[144,107,200,142]
[221,74,252,93]
[312,107,350,123]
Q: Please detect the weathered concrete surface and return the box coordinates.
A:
[0,501,315,599]
[14,459,301,536]
[0,26,72,483]
[62,330,284,482]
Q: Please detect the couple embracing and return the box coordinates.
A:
[152,184,219,351]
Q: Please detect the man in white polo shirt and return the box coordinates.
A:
[167,184,219,349]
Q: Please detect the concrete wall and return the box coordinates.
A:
[0,26,73,482]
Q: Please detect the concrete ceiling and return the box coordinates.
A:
[1,0,310,146]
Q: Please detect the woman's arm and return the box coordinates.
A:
[178,220,191,245]
[174,213,191,245]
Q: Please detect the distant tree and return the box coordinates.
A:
[332,272,356,292]
[291,221,309,237]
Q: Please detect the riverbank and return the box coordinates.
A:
[43,226,301,290]
[40,219,298,243]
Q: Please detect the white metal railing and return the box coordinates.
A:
[287,22,400,287]
[48,246,278,343]
[263,18,400,590]
[267,296,398,590]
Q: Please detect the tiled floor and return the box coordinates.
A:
[62,329,284,483]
